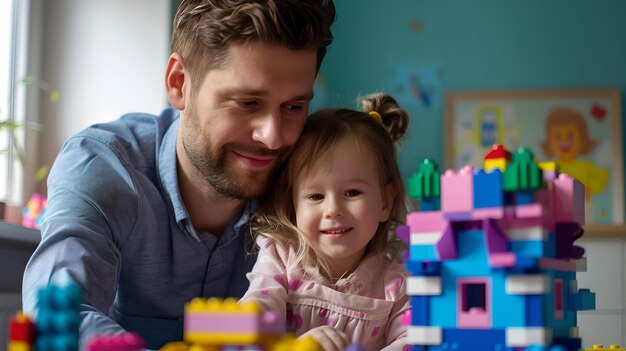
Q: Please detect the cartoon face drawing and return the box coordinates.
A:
[548,123,582,162]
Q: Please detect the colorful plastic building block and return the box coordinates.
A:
[86,333,145,351]
[585,345,626,350]
[184,297,284,346]
[35,284,81,351]
[8,312,36,351]
[22,192,47,229]
[156,297,363,351]
[503,148,543,192]
[403,144,596,351]
[483,143,511,172]
[271,335,322,351]
[408,159,441,211]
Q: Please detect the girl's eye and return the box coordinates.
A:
[345,189,361,197]
[308,194,324,201]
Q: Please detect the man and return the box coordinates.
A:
[22,0,335,349]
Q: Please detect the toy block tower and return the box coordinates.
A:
[35,284,81,351]
[8,312,36,351]
[184,297,285,346]
[401,144,595,351]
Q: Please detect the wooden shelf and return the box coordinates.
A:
[583,224,626,237]
[0,220,40,244]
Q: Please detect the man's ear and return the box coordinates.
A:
[165,53,187,110]
[379,183,396,222]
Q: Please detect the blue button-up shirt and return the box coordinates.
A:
[22,108,257,350]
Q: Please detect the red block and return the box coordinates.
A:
[9,313,36,343]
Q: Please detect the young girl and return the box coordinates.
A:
[239,93,410,351]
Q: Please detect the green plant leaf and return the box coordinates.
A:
[50,90,60,103]
[35,165,49,182]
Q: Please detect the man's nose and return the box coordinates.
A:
[252,109,284,150]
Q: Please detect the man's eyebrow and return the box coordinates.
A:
[221,88,314,101]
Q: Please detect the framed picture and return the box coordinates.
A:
[444,88,623,225]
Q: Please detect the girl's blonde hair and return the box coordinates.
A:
[252,93,409,282]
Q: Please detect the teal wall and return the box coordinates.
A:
[319,0,626,187]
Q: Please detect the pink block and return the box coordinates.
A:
[534,188,555,231]
[552,174,585,225]
[86,333,144,351]
[500,217,545,230]
[470,207,506,220]
[515,203,544,219]
[538,258,577,272]
[185,311,283,335]
[489,252,517,268]
[441,167,474,213]
[406,211,445,232]
[542,170,559,182]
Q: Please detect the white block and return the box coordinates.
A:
[406,326,442,345]
[506,327,552,346]
[505,227,547,241]
[570,280,578,293]
[410,232,442,245]
[506,274,549,294]
[576,257,588,272]
[406,276,442,296]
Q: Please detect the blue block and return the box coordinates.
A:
[419,198,440,211]
[406,260,442,276]
[473,169,505,208]
[552,337,582,350]
[575,288,596,311]
[410,296,429,325]
[508,255,541,272]
[515,190,534,205]
[428,329,510,351]
[36,284,81,351]
[510,240,549,257]
[526,294,544,326]
[410,244,439,261]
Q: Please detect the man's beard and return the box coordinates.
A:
[184,139,279,200]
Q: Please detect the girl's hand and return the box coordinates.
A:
[297,326,350,351]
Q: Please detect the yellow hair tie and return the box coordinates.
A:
[368,111,383,126]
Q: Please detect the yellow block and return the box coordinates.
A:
[159,342,192,351]
[270,335,322,351]
[185,297,260,313]
[585,345,626,351]
[538,161,559,172]
[484,158,507,172]
[8,341,32,351]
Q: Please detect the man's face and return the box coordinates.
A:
[180,42,317,199]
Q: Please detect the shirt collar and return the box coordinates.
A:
[157,113,259,239]
[158,115,189,226]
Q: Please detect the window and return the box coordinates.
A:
[457,277,491,328]
[0,0,16,202]
[0,0,41,207]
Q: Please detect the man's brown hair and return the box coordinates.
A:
[171,0,335,90]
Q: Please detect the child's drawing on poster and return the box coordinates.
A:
[446,90,623,225]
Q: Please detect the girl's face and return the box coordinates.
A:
[292,137,395,278]
[548,123,581,161]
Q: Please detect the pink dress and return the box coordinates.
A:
[239,237,410,351]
